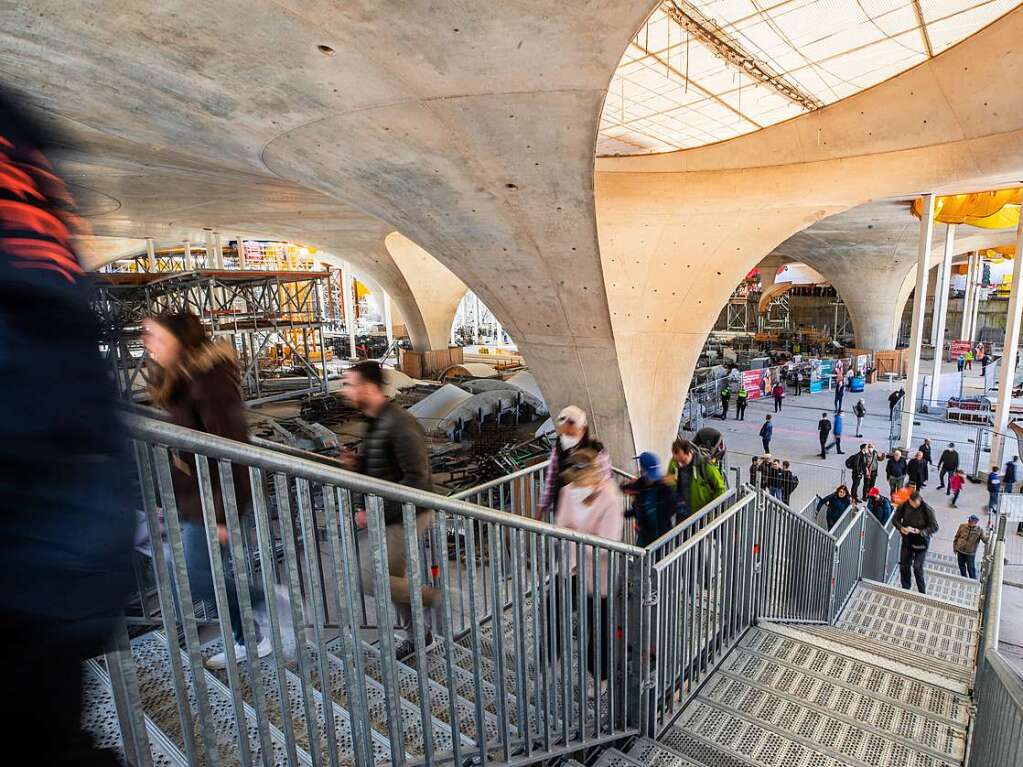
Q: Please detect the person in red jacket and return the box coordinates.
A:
[772,380,785,412]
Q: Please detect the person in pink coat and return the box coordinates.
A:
[554,447,624,683]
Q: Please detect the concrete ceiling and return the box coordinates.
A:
[5,1,1023,461]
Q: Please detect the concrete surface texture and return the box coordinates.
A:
[6,3,1023,464]
[772,200,1016,350]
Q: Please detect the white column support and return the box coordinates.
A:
[204,229,214,268]
[237,236,247,269]
[342,262,358,360]
[213,232,224,269]
[900,193,935,448]
[927,224,956,406]
[145,237,157,272]
[969,260,983,342]
[961,251,977,341]
[183,241,193,270]
[991,218,1023,465]
[383,292,394,353]
[473,293,482,345]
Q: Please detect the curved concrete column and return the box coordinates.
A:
[756,255,789,290]
[384,233,468,351]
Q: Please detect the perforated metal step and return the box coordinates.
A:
[130,632,296,766]
[293,641,469,758]
[628,736,705,766]
[747,625,970,727]
[886,567,981,609]
[674,689,959,767]
[594,746,645,766]
[357,638,504,745]
[203,638,392,765]
[82,659,188,767]
[836,582,978,671]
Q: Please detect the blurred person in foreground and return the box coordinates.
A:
[143,311,269,669]
[340,361,440,645]
[0,90,133,763]
[554,447,623,684]
[538,405,610,520]
[621,452,675,547]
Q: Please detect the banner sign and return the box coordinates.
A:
[949,340,972,361]
[741,369,763,399]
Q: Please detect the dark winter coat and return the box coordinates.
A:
[759,421,773,441]
[165,343,253,525]
[360,400,434,524]
[866,496,893,526]
[1005,460,1019,485]
[892,500,939,549]
[886,456,908,479]
[907,458,929,486]
[817,492,852,529]
[623,477,676,547]
[918,442,932,465]
[938,449,959,471]
[818,419,832,439]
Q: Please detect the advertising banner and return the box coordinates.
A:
[741,369,763,399]
[949,340,972,361]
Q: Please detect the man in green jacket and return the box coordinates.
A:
[669,437,727,524]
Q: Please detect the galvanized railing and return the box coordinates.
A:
[968,527,1023,767]
[755,491,835,625]
[110,412,897,766]
[119,414,646,767]
[829,507,865,621]
[860,510,898,583]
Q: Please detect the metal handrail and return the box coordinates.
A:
[646,487,736,556]
[124,413,642,556]
[449,458,548,500]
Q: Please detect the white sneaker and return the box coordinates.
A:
[206,637,272,669]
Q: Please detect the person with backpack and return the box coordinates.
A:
[1004,456,1019,494]
[886,449,908,495]
[779,461,799,505]
[865,487,893,525]
[735,385,748,420]
[853,398,866,437]
[987,465,1002,512]
[621,452,676,547]
[670,438,727,525]
[948,469,966,508]
[937,443,959,491]
[766,458,786,501]
[892,492,939,594]
[759,414,773,454]
[907,450,929,489]
[847,443,870,500]
[953,514,989,579]
[816,485,852,530]
[817,412,832,459]
[772,380,785,412]
[719,384,731,419]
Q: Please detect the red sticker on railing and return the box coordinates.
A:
[752,544,760,555]
[431,566,440,578]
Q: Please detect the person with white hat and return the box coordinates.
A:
[537,405,610,520]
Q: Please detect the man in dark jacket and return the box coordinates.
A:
[1004,456,1019,494]
[778,461,799,505]
[622,452,676,546]
[847,443,871,500]
[342,361,440,631]
[886,449,908,495]
[0,91,133,765]
[918,438,933,466]
[719,384,731,419]
[937,443,959,492]
[759,414,773,453]
[818,413,832,459]
[888,388,905,421]
[892,492,939,593]
[907,450,929,489]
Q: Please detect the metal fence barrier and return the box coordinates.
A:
[122,414,646,766]
[108,413,927,767]
[861,511,899,584]
[969,529,1023,767]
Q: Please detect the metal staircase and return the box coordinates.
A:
[84,414,1022,767]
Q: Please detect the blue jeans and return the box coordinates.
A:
[180,520,264,644]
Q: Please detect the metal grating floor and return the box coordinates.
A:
[836,584,978,668]
[595,747,646,766]
[629,736,707,766]
[746,626,970,726]
[885,568,981,609]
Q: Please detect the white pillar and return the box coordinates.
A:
[901,193,935,448]
[969,260,983,342]
[183,241,193,270]
[213,232,224,269]
[384,292,394,352]
[237,237,247,269]
[204,229,214,269]
[961,251,976,340]
[145,237,157,272]
[927,225,956,406]
[473,293,482,345]
[342,262,358,360]
[991,220,1023,465]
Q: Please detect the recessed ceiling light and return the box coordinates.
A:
[317,44,336,56]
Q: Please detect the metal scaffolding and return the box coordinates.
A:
[91,269,330,404]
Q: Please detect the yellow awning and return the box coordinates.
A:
[912,188,1021,229]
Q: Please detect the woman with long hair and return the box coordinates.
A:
[537,405,611,520]
[143,311,269,668]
